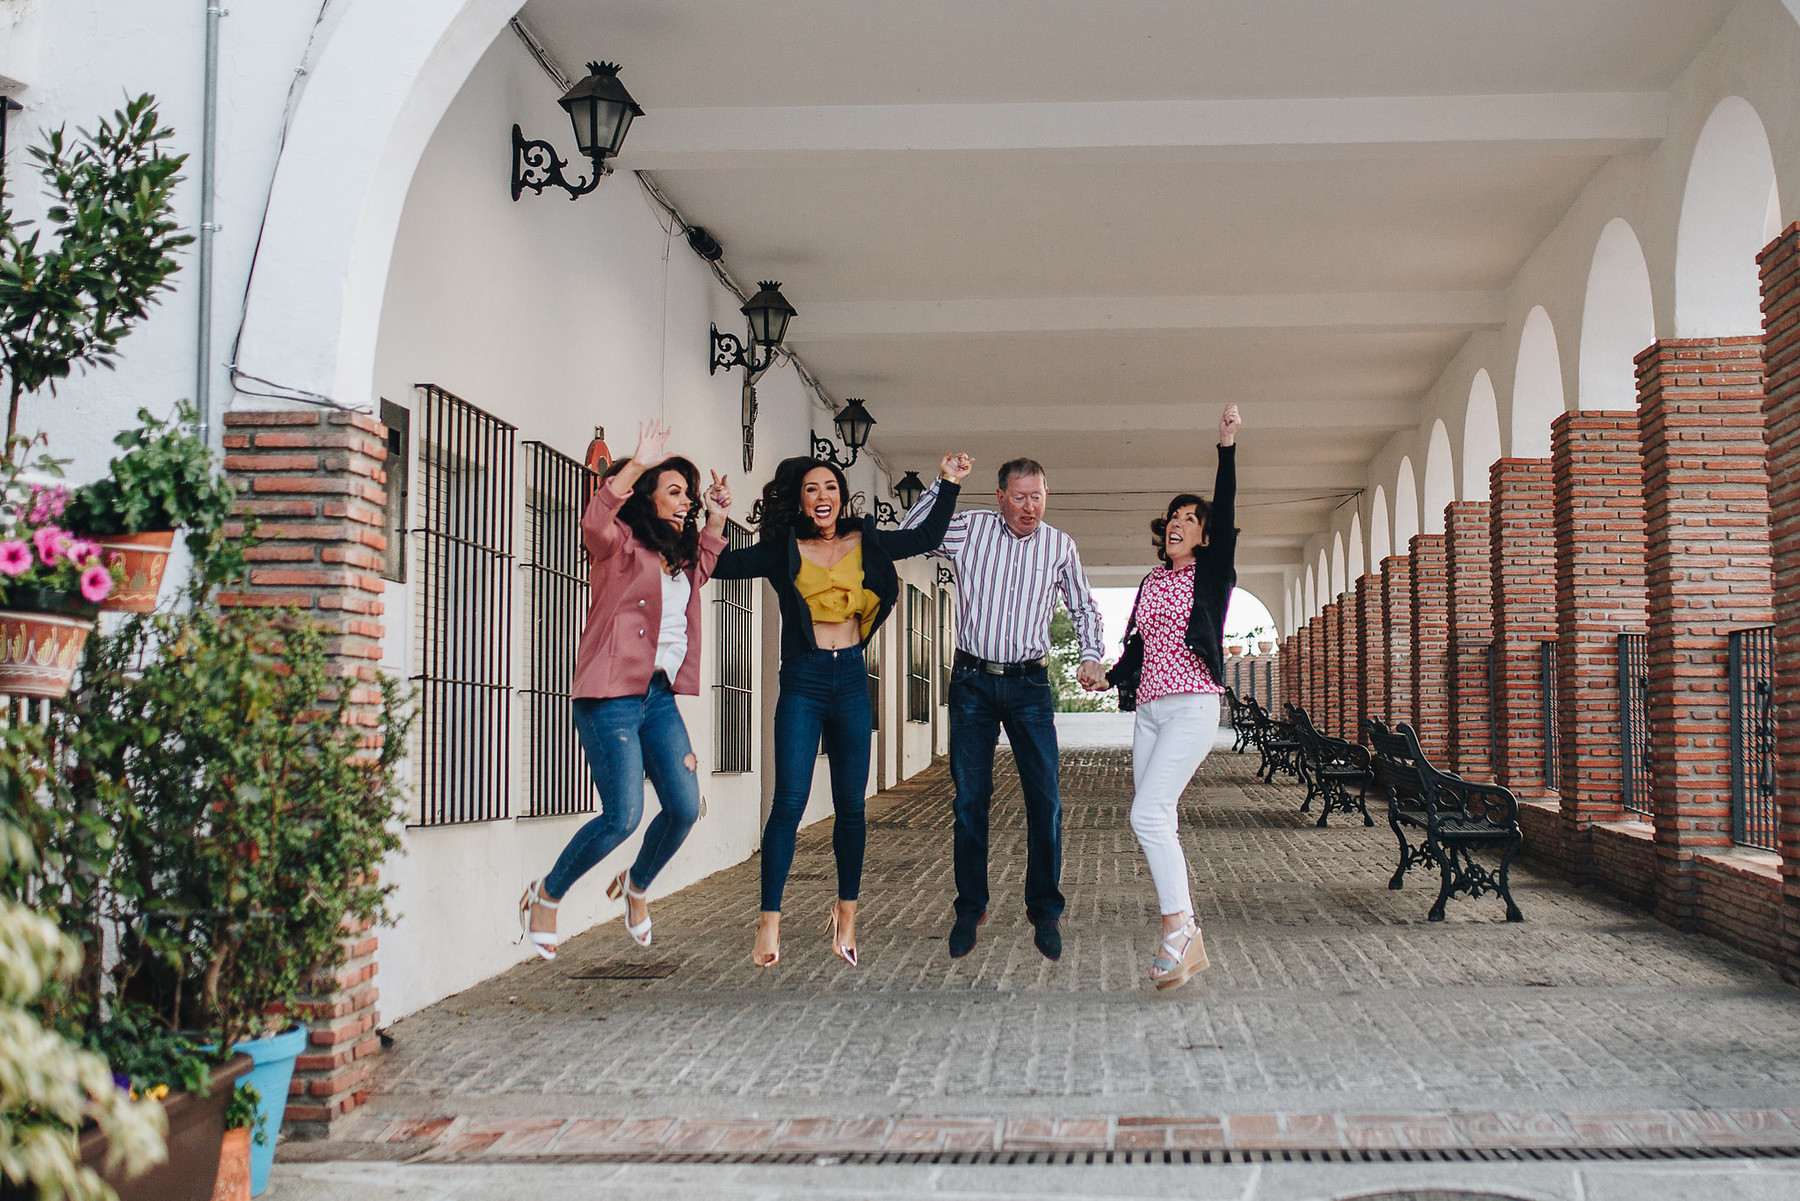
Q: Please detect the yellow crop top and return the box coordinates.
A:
[795,545,881,639]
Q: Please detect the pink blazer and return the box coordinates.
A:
[571,482,726,700]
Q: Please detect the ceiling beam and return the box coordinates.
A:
[620,91,1666,169]
[875,398,1416,433]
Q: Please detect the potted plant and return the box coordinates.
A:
[0,445,113,697]
[63,401,239,613]
[210,1084,264,1201]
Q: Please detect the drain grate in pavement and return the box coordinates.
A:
[866,819,912,829]
[563,961,679,980]
[447,1144,1800,1168]
[786,872,830,882]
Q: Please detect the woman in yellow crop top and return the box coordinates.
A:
[714,449,971,967]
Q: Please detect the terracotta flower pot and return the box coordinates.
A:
[211,1127,252,1201]
[1259,641,1275,653]
[97,528,176,613]
[79,1054,252,1201]
[0,607,95,698]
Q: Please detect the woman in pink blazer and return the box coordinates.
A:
[519,421,732,960]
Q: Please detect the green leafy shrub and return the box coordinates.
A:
[64,401,236,540]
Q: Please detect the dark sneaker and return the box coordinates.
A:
[1032,917,1063,961]
[948,910,985,958]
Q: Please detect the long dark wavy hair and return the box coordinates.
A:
[1149,492,1212,568]
[752,456,859,545]
[604,455,702,573]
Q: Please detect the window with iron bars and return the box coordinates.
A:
[713,521,755,773]
[411,385,515,826]
[1618,632,1651,818]
[864,635,882,732]
[937,588,954,706]
[521,442,594,818]
[906,584,932,723]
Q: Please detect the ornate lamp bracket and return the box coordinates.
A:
[511,124,607,201]
[810,430,859,470]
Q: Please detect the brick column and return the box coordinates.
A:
[222,409,389,1135]
[1637,337,1773,930]
[1759,223,1800,981]
[1339,591,1363,740]
[1444,502,1494,778]
[1489,460,1557,792]
[1356,573,1385,742]
[1280,635,1296,712]
[1304,620,1320,719]
[1551,413,1648,882]
[1410,535,1450,761]
[1322,601,1341,733]
[1381,556,1414,729]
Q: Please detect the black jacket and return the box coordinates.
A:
[1107,443,1237,697]
[712,482,960,664]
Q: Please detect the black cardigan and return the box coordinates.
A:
[1107,443,1237,695]
[712,481,961,664]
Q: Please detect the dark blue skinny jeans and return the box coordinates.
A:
[761,647,873,912]
[948,661,1065,924]
[543,675,701,900]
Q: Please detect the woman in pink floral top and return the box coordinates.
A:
[1105,404,1239,990]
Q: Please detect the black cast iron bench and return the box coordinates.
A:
[1286,704,1374,827]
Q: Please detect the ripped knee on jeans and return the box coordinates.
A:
[683,752,697,773]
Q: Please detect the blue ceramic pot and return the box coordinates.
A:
[232,1025,308,1196]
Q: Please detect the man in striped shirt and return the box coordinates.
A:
[902,456,1107,960]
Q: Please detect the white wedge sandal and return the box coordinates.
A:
[518,879,560,961]
[607,870,653,947]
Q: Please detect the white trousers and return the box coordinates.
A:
[1129,693,1221,916]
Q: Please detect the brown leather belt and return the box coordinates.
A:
[955,650,1049,677]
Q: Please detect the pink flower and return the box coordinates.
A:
[0,541,30,577]
[79,564,112,604]
[64,538,101,567]
[27,484,67,525]
[31,524,67,566]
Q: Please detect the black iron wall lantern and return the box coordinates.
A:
[809,397,877,470]
[511,61,643,201]
[712,281,798,471]
[893,470,926,511]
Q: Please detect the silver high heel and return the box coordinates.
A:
[518,880,559,961]
[606,870,653,947]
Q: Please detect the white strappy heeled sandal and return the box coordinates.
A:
[1149,918,1208,991]
[518,880,559,961]
[607,870,653,947]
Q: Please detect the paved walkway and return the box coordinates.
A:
[272,730,1800,1197]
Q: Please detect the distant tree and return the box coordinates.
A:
[1049,605,1115,713]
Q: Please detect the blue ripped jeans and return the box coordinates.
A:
[542,676,701,900]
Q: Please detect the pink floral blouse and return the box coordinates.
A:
[1134,563,1223,706]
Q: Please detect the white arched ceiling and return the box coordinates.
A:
[1369,486,1391,564]
[1577,218,1656,411]
[1463,370,1502,499]
[1675,96,1778,337]
[1317,549,1330,612]
[1511,308,1564,458]
[1768,179,1785,244]
[1283,586,1294,637]
[1348,512,1365,582]
[1331,532,1346,599]
[1423,420,1456,535]
[1304,564,1316,619]
[1394,457,1420,549]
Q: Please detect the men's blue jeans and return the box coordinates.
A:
[543,676,700,900]
[948,662,1065,924]
[761,647,873,912]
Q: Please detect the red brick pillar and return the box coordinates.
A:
[1637,337,1773,931]
[1759,222,1800,981]
[1445,502,1494,778]
[1280,636,1297,712]
[1304,620,1320,719]
[1340,592,1363,740]
[1356,573,1384,743]
[222,409,389,1136]
[1382,555,1414,729]
[1410,535,1450,761]
[1322,601,1341,733]
[1489,460,1557,793]
[1551,413,1648,882]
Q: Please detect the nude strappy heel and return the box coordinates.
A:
[1149,918,1208,991]
[607,870,652,947]
[826,902,857,967]
[753,914,781,967]
[518,880,559,961]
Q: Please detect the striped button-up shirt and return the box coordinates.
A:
[902,480,1107,665]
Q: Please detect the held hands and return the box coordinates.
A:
[703,469,733,517]
[1076,659,1109,691]
[939,451,973,483]
[631,419,673,467]
[1218,404,1241,447]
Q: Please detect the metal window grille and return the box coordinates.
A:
[412,385,515,826]
[1729,625,1777,852]
[906,585,932,723]
[938,589,954,706]
[714,521,755,773]
[520,441,594,818]
[1619,632,1651,818]
[1539,639,1559,790]
[865,636,882,732]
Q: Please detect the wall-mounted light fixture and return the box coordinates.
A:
[511,61,643,201]
[712,281,798,471]
[809,398,876,471]
[935,563,957,588]
[893,470,926,511]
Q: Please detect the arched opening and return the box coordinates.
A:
[1675,96,1778,337]
[1317,549,1330,612]
[1304,565,1317,620]
[1511,309,1563,457]
[1348,512,1365,583]
[1394,457,1420,549]
[1577,218,1656,411]
[1369,486,1391,564]
[1423,420,1456,535]
[1331,532,1346,599]
[1464,370,1502,499]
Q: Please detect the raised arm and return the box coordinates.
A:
[876,452,969,559]
[898,452,974,560]
[1202,405,1238,569]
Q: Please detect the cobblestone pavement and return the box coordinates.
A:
[284,738,1800,1184]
